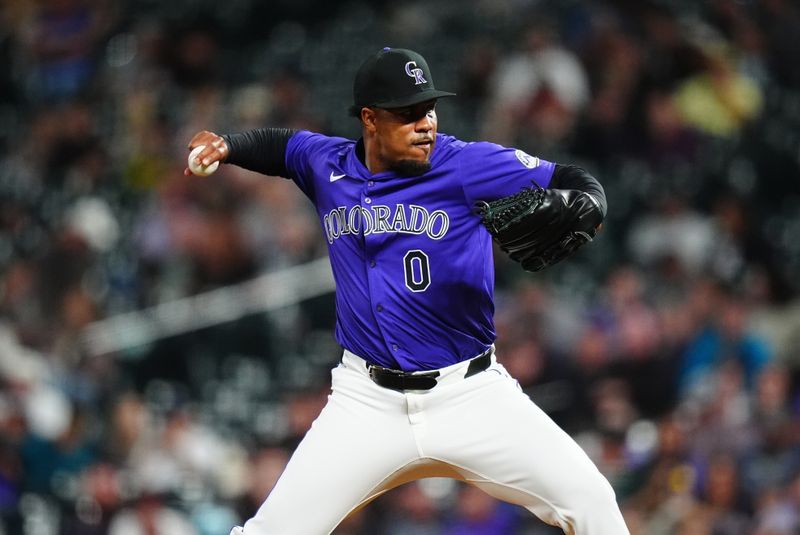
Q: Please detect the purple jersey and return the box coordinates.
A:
[285,131,555,371]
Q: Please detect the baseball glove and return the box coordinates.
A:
[476,184,604,272]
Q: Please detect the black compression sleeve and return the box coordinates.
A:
[221,128,299,178]
[550,164,607,217]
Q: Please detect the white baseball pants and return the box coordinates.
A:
[234,349,630,534]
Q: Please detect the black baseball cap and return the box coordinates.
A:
[349,47,456,116]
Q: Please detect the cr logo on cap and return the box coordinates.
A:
[404,61,427,85]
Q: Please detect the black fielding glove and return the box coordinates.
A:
[476,185,604,272]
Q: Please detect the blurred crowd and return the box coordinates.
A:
[1,0,800,534]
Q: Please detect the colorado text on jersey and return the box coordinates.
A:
[323,203,450,244]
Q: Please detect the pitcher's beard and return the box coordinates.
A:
[390,159,432,177]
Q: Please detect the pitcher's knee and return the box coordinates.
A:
[585,479,619,512]
[562,474,627,533]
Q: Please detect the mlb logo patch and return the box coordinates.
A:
[515,149,540,169]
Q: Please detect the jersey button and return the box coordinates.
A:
[391,344,398,351]
[364,197,372,204]
[370,260,376,268]
[368,181,374,187]
[376,304,383,312]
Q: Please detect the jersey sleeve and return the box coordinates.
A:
[284,130,333,199]
[460,141,556,206]
[222,128,298,177]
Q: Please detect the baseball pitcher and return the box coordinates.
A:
[185,47,630,535]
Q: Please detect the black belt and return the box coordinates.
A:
[367,347,494,392]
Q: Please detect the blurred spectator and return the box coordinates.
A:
[482,23,589,148]
[680,290,773,397]
[19,400,96,495]
[381,482,442,535]
[443,484,520,535]
[58,462,123,535]
[627,193,715,276]
[592,378,639,441]
[740,411,800,503]
[673,41,763,138]
[685,359,756,460]
[622,414,697,533]
[591,266,662,362]
[752,364,794,428]
[108,492,198,535]
[20,0,114,102]
[124,405,232,500]
[752,482,800,535]
[680,452,752,534]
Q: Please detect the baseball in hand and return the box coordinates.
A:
[188,145,220,176]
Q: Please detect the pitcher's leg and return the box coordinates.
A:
[423,367,629,534]
[240,364,419,535]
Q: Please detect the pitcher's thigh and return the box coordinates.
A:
[242,392,418,533]
[425,376,628,533]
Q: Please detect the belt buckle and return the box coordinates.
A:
[367,365,402,379]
